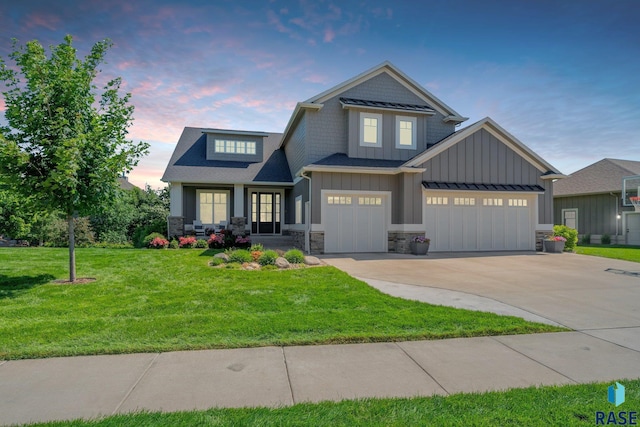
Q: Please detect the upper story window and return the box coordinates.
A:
[214,139,257,155]
[360,112,382,147]
[396,116,417,149]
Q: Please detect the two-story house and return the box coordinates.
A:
[162,62,563,253]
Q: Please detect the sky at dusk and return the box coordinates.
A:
[1,0,638,189]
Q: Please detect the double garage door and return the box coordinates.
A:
[324,194,387,253]
[424,193,536,252]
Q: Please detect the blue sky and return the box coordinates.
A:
[1,0,638,188]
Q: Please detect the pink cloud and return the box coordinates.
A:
[324,27,336,43]
[24,13,60,31]
[131,80,162,96]
[303,74,328,84]
[0,98,5,112]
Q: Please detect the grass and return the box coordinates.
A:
[576,244,640,263]
[23,379,640,426]
[0,248,563,360]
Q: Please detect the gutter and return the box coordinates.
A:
[301,171,312,254]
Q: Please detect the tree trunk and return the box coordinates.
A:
[68,214,76,282]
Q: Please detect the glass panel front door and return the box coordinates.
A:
[251,192,281,234]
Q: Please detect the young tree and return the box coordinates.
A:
[0,35,149,281]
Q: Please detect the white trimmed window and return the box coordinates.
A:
[197,190,229,224]
[426,196,448,205]
[360,112,382,147]
[396,116,416,149]
[295,196,303,224]
[214,139,257,155]
[508,198,528,207]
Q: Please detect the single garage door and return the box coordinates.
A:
[324,194,387,253]
[424,193,535,252]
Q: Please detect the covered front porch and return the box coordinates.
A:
[167,182,291,238]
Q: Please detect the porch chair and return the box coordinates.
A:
[192,220,206,237]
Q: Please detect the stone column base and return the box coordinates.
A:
[168,216,184,238]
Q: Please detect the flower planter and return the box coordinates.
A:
[544,240,565,253]
[410,241,430,255]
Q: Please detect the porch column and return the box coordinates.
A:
[170,182,183,216]
[234,184,244,217]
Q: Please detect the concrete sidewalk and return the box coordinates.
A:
[2,330,640,426]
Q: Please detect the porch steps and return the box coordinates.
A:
[250,235,296,251]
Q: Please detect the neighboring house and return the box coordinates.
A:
[553,158,640,245]
[162,61,563,254]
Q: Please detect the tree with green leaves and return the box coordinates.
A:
[0,35,149,281]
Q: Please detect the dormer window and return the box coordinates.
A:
[360,112,382,147]
[214,139,257,155]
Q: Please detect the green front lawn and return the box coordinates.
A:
[576,245,640,263]
[25,379,640,426]
[0,248,562,359]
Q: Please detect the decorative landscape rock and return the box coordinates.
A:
[214,253,230,261]
[304,256,321,266]
[275,257,290,269]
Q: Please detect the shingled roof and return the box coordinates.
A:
[553,158,640,197]
[339,97,435,114]
[161,127,292,184]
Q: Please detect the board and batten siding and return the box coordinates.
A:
[554,193,629,236]
[415,128,554,225]
[311,172,402,224]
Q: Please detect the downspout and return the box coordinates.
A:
[301,171,312,254]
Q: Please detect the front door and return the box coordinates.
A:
[627,213,640,245]
[251,192,281,234]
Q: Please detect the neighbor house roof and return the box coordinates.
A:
[553,158,640,197]
[161,127,292,185]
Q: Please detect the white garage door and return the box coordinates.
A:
[424,193,535,252]
[324,194,387,253]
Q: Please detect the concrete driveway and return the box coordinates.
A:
[323,251,640,350]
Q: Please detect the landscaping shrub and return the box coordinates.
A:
[149,236,169,249]
[601,234,611,245]
[228,249,253,263]
[179,236,197,248]
[207,233,224,249]
[580,234,591,245]
[90,242,134,249]
[99,230,129,245]
[143,232,166,248]
[224,262,243,269]
[258,250,279,266]
[553,225,578,251]
[251,250,263,262]
[249,243,264,252]
[235,234,251,249]
[210,257,225,266]
[195,239,208,249]
[284,249,305,264]
[169,239,179,249]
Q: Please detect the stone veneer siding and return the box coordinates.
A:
[168,216,184,239]
[536,230,551,252]
[304,231,423,255]
[289,230,305,251]
[388,232,423,254]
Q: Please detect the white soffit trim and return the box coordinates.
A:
[541,173,567,180]
[404,117,560,174]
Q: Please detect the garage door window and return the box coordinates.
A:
[359,197,382,205]
[483,198,503,206]
[328,196,352,205]
[508,198,528,207]
[426,196,448,205]
[454,197,476,206]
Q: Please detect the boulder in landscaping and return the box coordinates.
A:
[214,253,229,262]
[275,257,290,269]
[304,256,321,266]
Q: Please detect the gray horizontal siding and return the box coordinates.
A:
[283,114,307,176]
